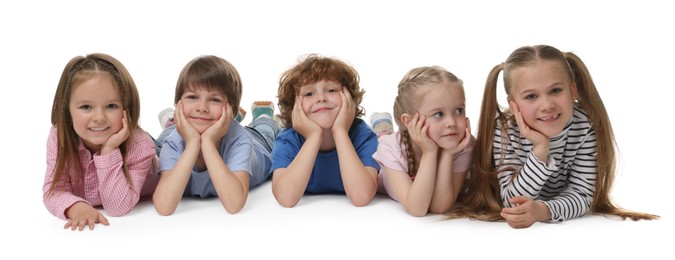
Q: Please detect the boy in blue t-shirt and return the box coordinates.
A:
[271,54,380,207]
[153,55,278,215]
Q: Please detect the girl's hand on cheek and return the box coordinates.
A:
[407,112,437,154]
[101,110,130,155]
[509,101,550,162]
[509,101,548,146]
[447,117,472,155]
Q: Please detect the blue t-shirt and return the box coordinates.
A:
[270,119,380,194]
[158,123,272,198]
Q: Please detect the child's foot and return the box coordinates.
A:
[235,107,247,123]
[251,101,275,120]
[158,108,175,130]
[370,112,394,137]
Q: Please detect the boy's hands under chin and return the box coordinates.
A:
[292,96,322,139]
[175,100,201,145]
[201,104,233,145]
[332,87,355,134]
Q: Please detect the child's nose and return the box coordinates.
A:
[196,100,209,112]
[539,96,555,111]
[93,108,106,123]
[316,92,327,103]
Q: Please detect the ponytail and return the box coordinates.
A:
[448,63,505,221]
[565,53,658,220]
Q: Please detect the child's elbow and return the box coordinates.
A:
[271,182,301,208]
[154,204,176,216]
[153,196,176,216]
[428,201,454,215]
[105,206,132,217]
[221,199,246,214]
[348,192,375,207]
[275,195,300,208]
[428,206,450,215]
[404,206,429,217]
[223,205,243,214]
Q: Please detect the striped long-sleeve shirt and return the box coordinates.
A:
[494,104,597,222]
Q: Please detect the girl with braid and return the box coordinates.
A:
[448,45,659,228]
[44,53,159,231]
[372,66,474,217]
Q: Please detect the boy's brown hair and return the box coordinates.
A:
[174,55,242,118]
[277,54,365,128]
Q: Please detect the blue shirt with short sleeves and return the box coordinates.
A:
[270,119,380,194]
[158,123,272,198]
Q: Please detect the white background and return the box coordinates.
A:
[1,0,672,259]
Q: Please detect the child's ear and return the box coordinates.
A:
[570,83,579,102]
[401,113,411,125]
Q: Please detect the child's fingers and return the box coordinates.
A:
[63,220,72,230]
[88,219,96,230]
[421,123,431,139]
[342,87,353,108]
[509,196,530,205]
[78,220,87,231]
[99,214,110,226]
[509,101,531,134]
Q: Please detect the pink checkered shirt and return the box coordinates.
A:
[43,126,159,219]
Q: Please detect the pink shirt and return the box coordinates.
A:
[372,131,474,200]
[43,126,159,219]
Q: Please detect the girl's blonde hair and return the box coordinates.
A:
[448,45,658,221]
[48,53,140,195]
[392,66,464,177]
[277,54,365,128]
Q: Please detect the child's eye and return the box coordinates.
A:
[550,88,562,95]
[454,107,465,115]
[303,92,313,97]
[185,95,197,100]
[433,111,444,118]
[328,88,338,93]
[106,103,120,109]
[210,98,223,103]
[524,94,536,100]
[79,105,92,110]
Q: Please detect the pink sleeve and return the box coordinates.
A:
[94,129,158,217]
[372,133,408,173]
[451,135,475,173]
[43,126,88,220]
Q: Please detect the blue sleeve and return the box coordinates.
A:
[158,131,184,173]
[351,120,381,172]
[270,128,302,173]
[222,126,255,175]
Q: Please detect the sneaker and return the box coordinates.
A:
[370,112,394,137]
[251,101,275,120]
[235,107,247,123]
[158,108,175,130]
